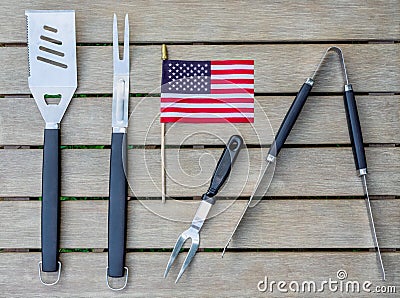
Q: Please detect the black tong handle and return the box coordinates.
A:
[108,132,128,278]
[343,84,367,172]
[41,128,61,272]
[203,135,243,202]
[268,80,313,158]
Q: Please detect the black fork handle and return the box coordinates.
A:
[41,128,61,272]
[204,135,244,201]
[268,79,313,158]
[343,84,367,171]
[108,132,128,278]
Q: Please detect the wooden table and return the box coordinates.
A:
[0,1,399,296]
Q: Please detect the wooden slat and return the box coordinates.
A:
[0,252,398,296]
[0,199,398,249]
[0,147,398,197]
[1,0,399,43]
[0,95,398,146]
[167,147,400,197]
[1,44,399,94]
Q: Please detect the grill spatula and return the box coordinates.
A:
[26,10,77,286]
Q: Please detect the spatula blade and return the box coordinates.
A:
[26,10,77,127]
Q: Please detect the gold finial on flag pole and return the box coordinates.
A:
[161,44,168,203]
[162,44,168,61]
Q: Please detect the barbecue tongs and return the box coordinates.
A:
[222,47,385,281]
[165,135,243,283]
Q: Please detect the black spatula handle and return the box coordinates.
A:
[203,135,243,203]
[108,132,128,278]
[41,128,60,272]
[343,84,367,172]
[268,79,313,158]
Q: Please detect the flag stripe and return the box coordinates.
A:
[211,64,254,70]
[211,69,254,75]
[210,74,254,79]
[161,103,254,108]
[161,107,254,113]
[161,97,254,103]
[160,117,254,123]
[211,84,254,89]
[211,60,254,65]
[161,93,254,98]
[211,79,254,84]
[160,112,254,118]
[211,88,254,94]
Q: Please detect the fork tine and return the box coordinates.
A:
[164,234,188,278]
[123,14,129,61]
[112,13,119,62]
[175,237,199,283]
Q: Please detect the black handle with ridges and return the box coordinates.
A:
[343,84,367,171]
[203,135,243,202]
[108,132,128,278]
[41,128,61,272]
[268,79,313,158]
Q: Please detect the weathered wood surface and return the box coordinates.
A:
[0,252,398,297]
[0,147,398,197]
[0,0,398,295]
[0,44,399,94]
[0,199,398,249]
[0,95,398,146]
[1,0,399,43]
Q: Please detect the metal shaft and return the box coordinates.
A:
[311,46,349,85]
[222,160,272,257]
[361,174,385,281]
[221,195,253,257]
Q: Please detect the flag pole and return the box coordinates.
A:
[161,44,168,203]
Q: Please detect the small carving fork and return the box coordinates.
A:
[164,135,243,283]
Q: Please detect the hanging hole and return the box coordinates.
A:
[44,94,62,105]
[229,140,239,151]
[43,25,58,33]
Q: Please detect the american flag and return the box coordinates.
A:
[160,60,254,123]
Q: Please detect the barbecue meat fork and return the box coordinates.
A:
[106,13,130,291]
[164,135,243,283]
[222,47,385,281]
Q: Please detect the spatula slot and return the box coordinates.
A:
[37,56,68,69]
[43,25,58,33]
[44,94,62,105]
[39,46,65,57]
[40,35,62,45]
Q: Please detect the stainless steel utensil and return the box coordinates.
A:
[165,135,243,283]
[106,13,130,291]
[222,47,385,281]
[26,9,77,286]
